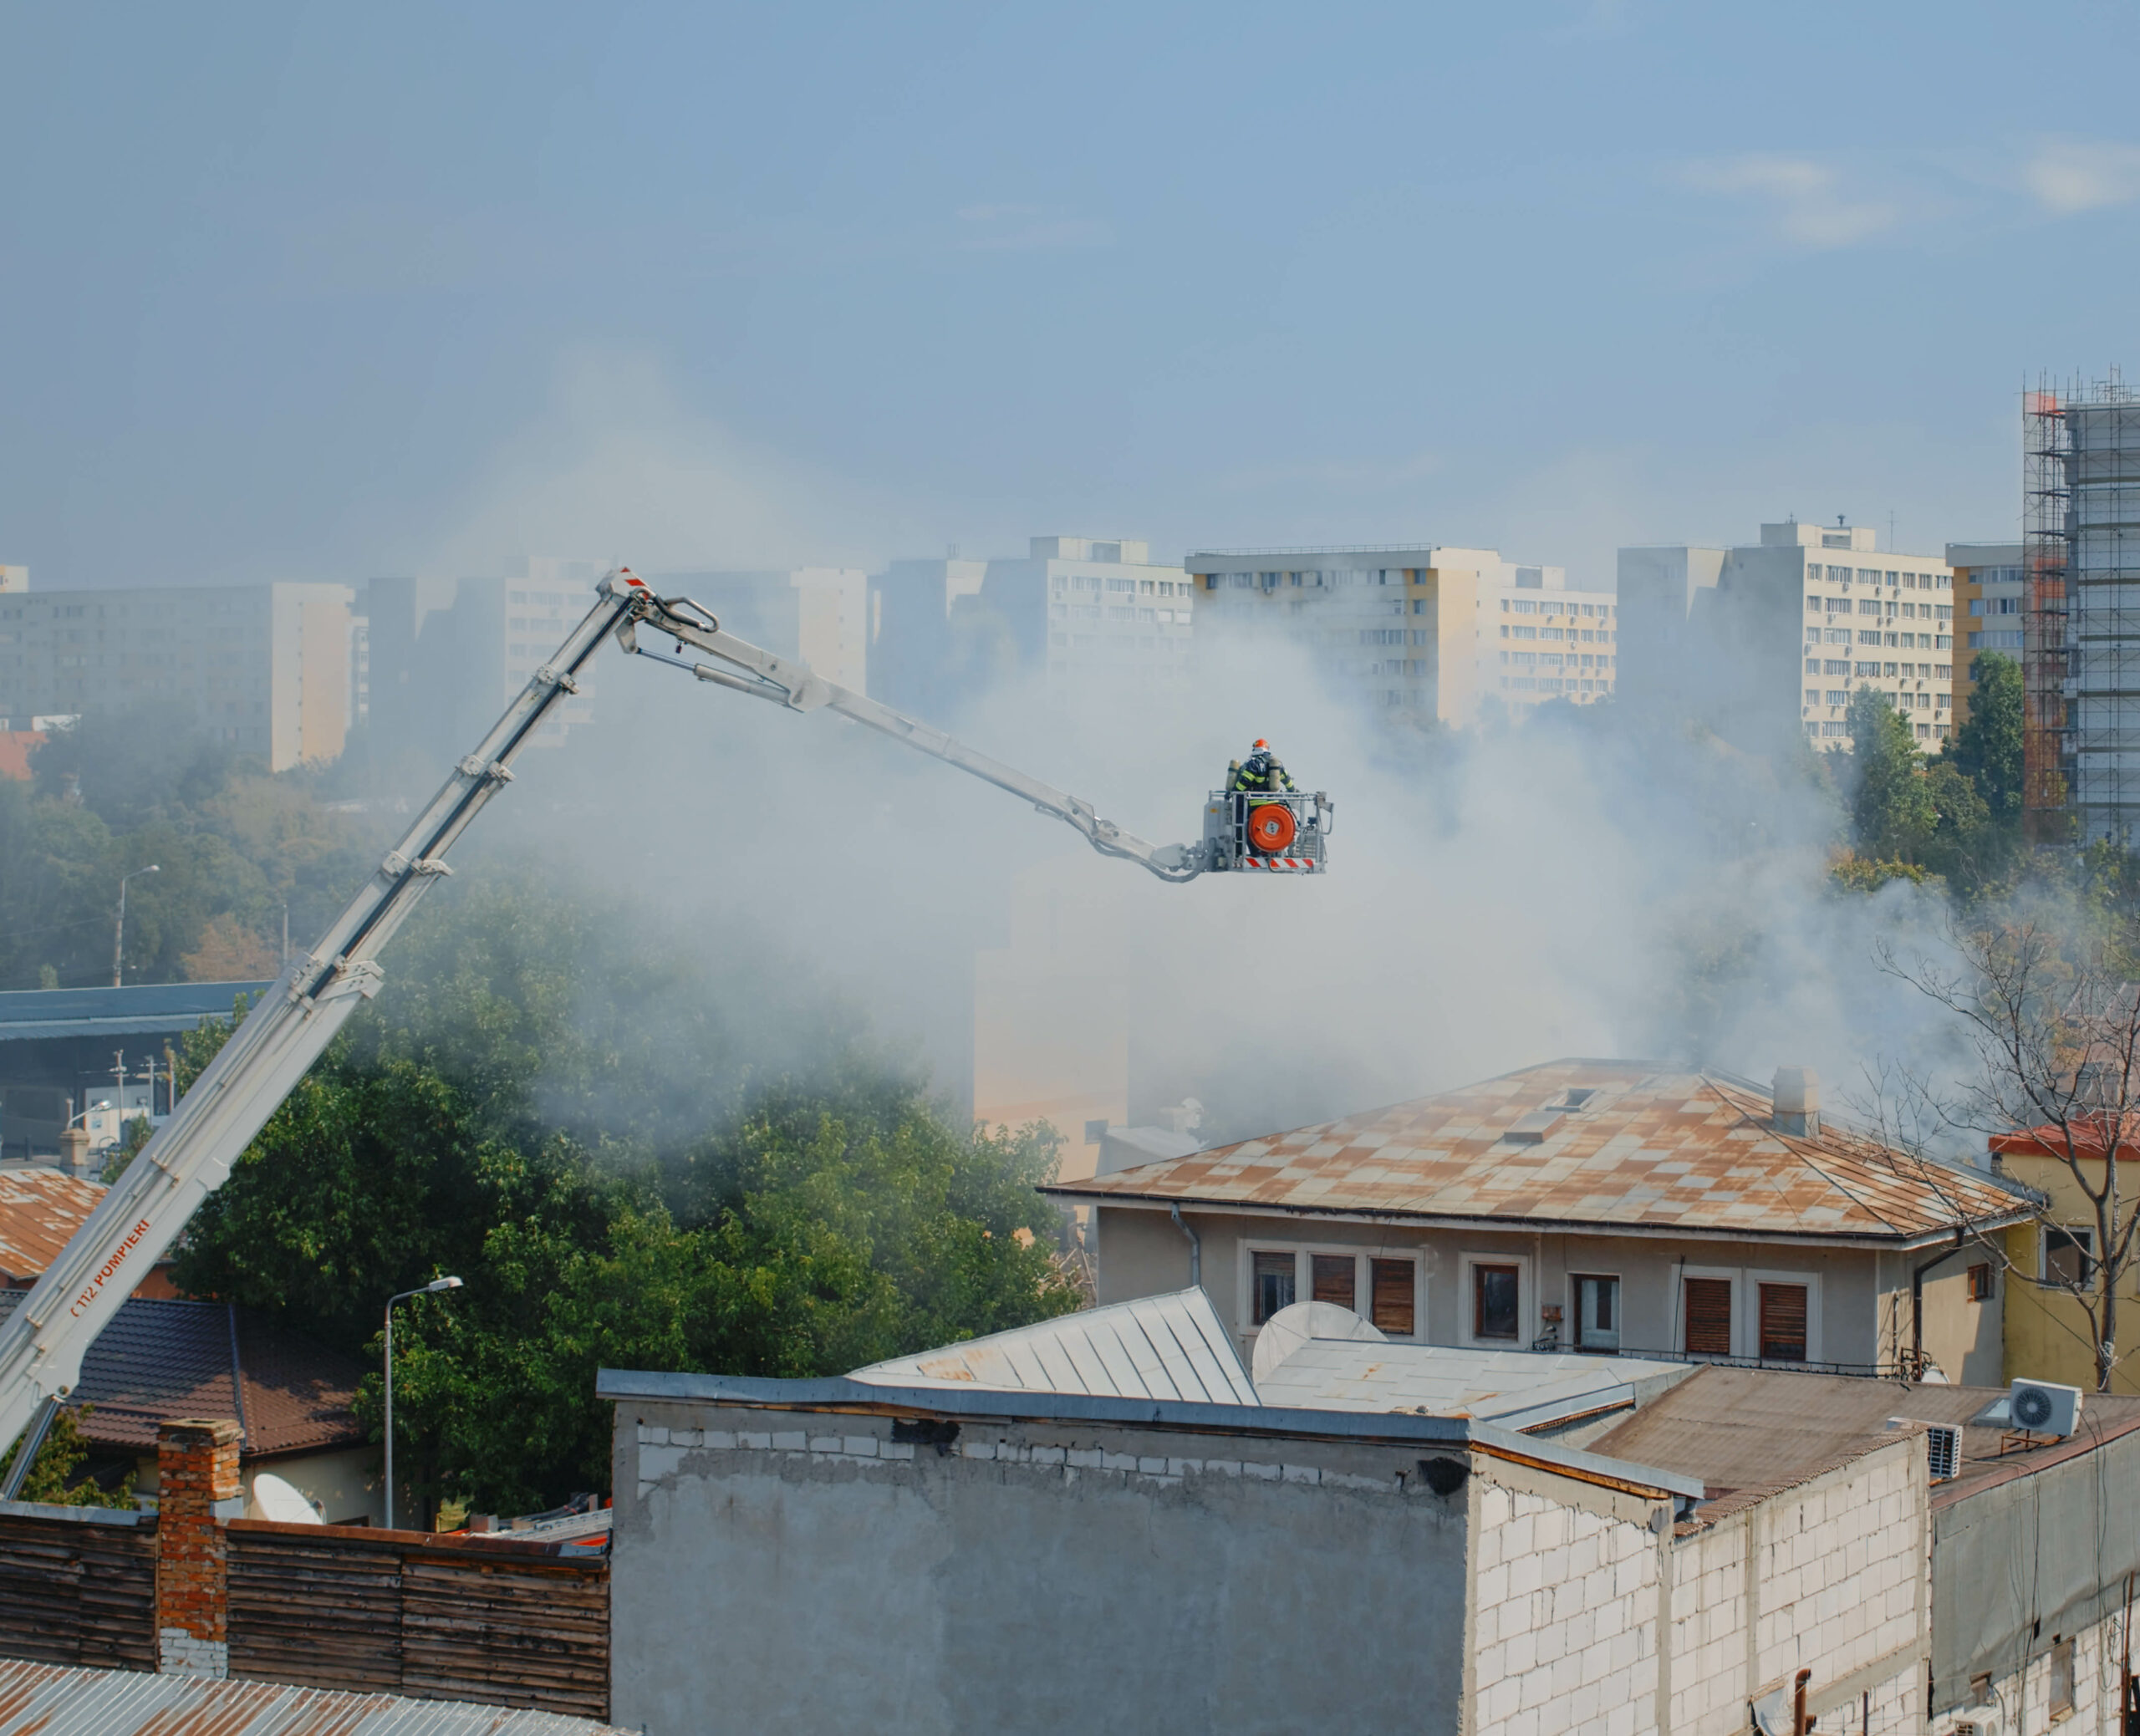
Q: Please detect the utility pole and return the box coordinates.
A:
[112,865,160,988]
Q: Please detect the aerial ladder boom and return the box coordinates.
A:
[612,578,1207,881]
[0,567,1252,1483]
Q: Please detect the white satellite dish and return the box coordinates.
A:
[248,1472,323,1525]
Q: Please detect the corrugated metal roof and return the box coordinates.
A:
[1047,1059,2032,1245]
[1587,1363,2140,1515]
[0,1658,629,1734]
[0,1292,362,1458]
[0,1168,103,1281]
[848,1289,1259,1405]
[0,980,271,1043]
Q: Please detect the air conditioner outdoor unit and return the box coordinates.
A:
[1887,1417,1963,1480]
[2010,1377,2083,1438]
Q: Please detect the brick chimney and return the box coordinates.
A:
[155,1418,243,1678]
[59,1125,91,1179]
[1773,1067,1821,1138]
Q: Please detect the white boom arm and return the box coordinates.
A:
[613,580,1204,882]
[0,567,1200,1480]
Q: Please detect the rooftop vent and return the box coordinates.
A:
[1506,1110,1563,1145]
[1772,1067,1820,1138]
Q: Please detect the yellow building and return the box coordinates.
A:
[1945,542,2023,733]
[1989,1119,2139,1393]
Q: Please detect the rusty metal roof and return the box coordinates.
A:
[1046,1059,2033,1246]
[849,1289,1259,1405]
[0,1657,629,1733]
[0,1168,104,1282]
[1587,1363,2140,1516]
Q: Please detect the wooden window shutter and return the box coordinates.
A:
[1757,1283,1807,1361]
[1684,1277,1732,1356]
[1370,1260,1415,1336]
[1312,1255,1357,1310]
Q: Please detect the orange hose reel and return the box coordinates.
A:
[1246,802,1297,853]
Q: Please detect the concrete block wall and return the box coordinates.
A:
[1470,1466,1664,1736]
[1945,1601,2124,1736]
[1669,1437,1928,1735]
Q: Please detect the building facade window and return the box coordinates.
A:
[2046,1226,2094,1288]
[1473,1265,1520,1341]
[1573,1274,1619,1352]
[1252,1250,1296,1324]
[1684,1276,1733,1357]
[1966,1262,1995,1301]
[1758,1282,1809,1361]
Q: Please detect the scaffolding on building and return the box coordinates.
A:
[2027,371,2140,846]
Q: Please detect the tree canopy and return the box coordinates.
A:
[167,878,1077,1520]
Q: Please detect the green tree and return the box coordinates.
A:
[1951,652,2025,822]
[1845,688,1934,859]
[0,1405,135,1509]
[167,880,1078,1520]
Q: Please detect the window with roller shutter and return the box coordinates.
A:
[1369,1259,1414,1336]
[1684,1277,1733,1357]
[1758,1283,1808,1361]
[1312,1255,1356,1311]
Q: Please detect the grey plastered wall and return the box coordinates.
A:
[1930,1425,2140,1713]
[609,1399,1471,1736]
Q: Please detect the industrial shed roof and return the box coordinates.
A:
[850,1288,1259,1405]
[0,1292,362,1459]
[0,980,271,1044]
[0,1168,104,1283]
[1587,1363,2140,1515]
[1047,1060,2031,1247]
[0,1658,628,1734]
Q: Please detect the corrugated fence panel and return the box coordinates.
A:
[225,1522,608,1719]
[0,1514,155,1672]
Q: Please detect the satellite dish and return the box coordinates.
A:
[1251,1300,1386,1384]
[249,1472,323,1525]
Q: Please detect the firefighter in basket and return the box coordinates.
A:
[1229,740,1305,857]
[1230,739,1297,795]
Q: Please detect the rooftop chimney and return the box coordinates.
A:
[1773,1067,1820,1138]
[59,1126,91,1179]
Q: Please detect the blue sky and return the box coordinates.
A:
[5,1,2138,588]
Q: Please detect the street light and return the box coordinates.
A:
[112,865,160,988]
[384,1276,464,1531]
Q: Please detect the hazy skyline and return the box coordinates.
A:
[5,2,2137,590]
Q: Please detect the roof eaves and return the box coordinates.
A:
[1039,1189,2035,1249]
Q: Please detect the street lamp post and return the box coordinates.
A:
[384,1276,464,1530]
[112,865,160,988]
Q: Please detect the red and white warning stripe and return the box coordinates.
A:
[1245,856,1312,871]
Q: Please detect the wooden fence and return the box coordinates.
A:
[0,1502,156,1672]
[227,1521,610,1718]
[0,1507,607,1720]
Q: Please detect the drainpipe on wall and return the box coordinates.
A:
[1911,1229,1966,1381]
[1169,1203,1200,1290]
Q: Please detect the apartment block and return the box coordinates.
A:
[658,567,869,694]
[1945,542,2024,731]
[0,579,354,769]
[1621,521,1955,752]
[868,537,1190,716]
[1184,546,1605,726]
[1482,563,1619,714]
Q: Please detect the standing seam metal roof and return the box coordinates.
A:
[1046,1060,2031,1242]
[848,1288,1259,1405]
